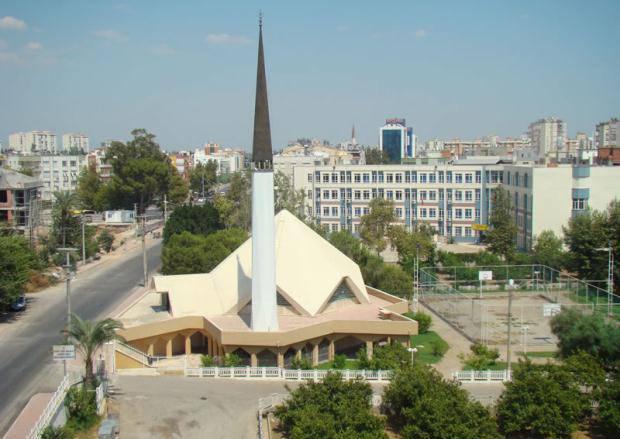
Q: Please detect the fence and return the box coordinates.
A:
[114,340,166,368]
[419,264,620,346]
[27,374,81,439]
[185,366,392,382]
[451,369,511,382]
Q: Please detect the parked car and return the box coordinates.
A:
[10,295,26,312]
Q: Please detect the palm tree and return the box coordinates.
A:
[65,313,124,388]
[52,191,76,247]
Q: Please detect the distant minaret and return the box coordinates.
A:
[351,124,357,146]
[251,14,278,331]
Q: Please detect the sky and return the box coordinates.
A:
[0,0,618,152]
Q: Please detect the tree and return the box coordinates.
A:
[102,129,188,212]
[459,343,500,370]
[274,170,305,218]
[76,164,103,211]
[225,170,252,230]
[0,235,38,309]
[532,230,565,269]
[388,224,435,273]
[486,187,517,260]
[376,264,412,298]
[496,361,587,438]
[550,308,620,366]
[364,147,390,165]
[329,229,367,265]
[189,160,217,197]
[97,229,114,253]
[357,341,411,370]
[162,228,247,275]
[383,364,499,439]
[65,313,124,388]
[563,199,619,293]
[274,372,387,439]
[51,191,79,248]
[163,203,222,243]
[598,371,620,435]
[359,198,395,253]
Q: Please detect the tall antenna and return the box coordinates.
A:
[259,10,263,29]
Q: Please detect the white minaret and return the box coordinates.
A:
[250,16,278,331]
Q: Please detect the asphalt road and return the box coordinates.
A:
[0,240,163,436]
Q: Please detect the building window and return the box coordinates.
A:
[419,173,427,183]
[331,173,338,183]
[465,227,472,237]
[405,172,411,183]
[505,171,511,185]
[386,173,393,183]
[307,190,312,198]
[455,173,463,183]
[354,173,361,183]
[454,226,462,236]
[455,208,463,219]
[323,173,329,183]
[465,191,473,201]
[323,190,330,199]
[331,207,339,217]
[354,207,361,217]
[429,208,436,218]
[438,171,444,183]
[331,223,339,232]
[475,189,481,201]
[420,208,427,218]
[307,173,313,182]
[419,191,427,201]
[572,198,587,210]
[378,172,384,183]
[439,208,444,219]
[446,171,452,183]
[0,190,7,203]
[429,172,436,183]
[323,207,329,216]
[363,190,370,200]
[395,191,403,200]
[354,190,361,200]
[465,173,473,184]
[465,209,473,219]
[475,171,481,183]
[411,171,417,183]
[455,191,463,201]
[363,207,369,215]
[524,173,529,188]
[395,208,403,218]
[395,173,402,183]
[429,191,436,201]
[386,190,394,200]
[363,173,370,183]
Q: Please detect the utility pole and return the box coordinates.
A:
[163,194,168,222]
[506,289,513,379]
[141,215,148,287]
[81,215,86,265]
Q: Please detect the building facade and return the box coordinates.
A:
[292,163,504,242]
[194,148,244,175]
[62,133,90,152]
[9,131,57,154]
[379,119,415,162]
[527,118,566,157]
[595,118,619,149]
[0,168,42,231]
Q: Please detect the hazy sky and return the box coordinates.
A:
[0,0,618,151]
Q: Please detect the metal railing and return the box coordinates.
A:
[114,340,166,367]
[27,373,81,439]
[185,366,392,382]
[452,369,511,382]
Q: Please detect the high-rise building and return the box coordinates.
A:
[379,118,415,163]
[527,118,566,157]
[62,133,89,152]
[8,131,57,154]
[595,118,619,149]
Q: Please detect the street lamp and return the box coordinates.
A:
[595,244,614,316]
[407,347,417,364]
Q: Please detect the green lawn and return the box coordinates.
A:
[410,331,449,365]
[518,351,556,359]
[315,359,360,370]
[463,361,518,371]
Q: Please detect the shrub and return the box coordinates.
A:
[332,354,346,369]
[223,353,242,367]
[459,343,500,370]
[412,312,432,333]
[65,385,98,431]
[97,229,114,253]
[291,356,312,370]
[357,342,410,370]
[41,426,69,439]
[200,354,215,367]
[430,339,449,358]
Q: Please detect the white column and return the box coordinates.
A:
[251,170,278,331]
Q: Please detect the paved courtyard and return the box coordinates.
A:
[110,374,503,439]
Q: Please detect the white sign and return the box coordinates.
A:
[53,345,76,361]
[478,271,493,281]
[543,303,562,317]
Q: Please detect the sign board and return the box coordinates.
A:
[478,271,493,281]
[472,224,488,231]
[543,304,562,317]
[53,345,76,361]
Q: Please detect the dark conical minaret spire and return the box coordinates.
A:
[252,13,273,169]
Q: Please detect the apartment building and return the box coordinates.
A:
[5,154,87,200]
[8,131,57,154]
[62,133,90,152]
[595,118,619,149]
[0,168,42,231]
[292,162,504,242]
[194,147,244,175]
[527,118,566,157]
[503,163,620,251]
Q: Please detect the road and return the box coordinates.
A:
[0,239,163,436]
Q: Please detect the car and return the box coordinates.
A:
[10,295,26,312]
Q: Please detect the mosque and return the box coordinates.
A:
[115,20,418,369]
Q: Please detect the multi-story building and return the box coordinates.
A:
[8,131,57,154]
[62,133,90,152]
[0,168,42,231]
[168,151,192,181]
[5,153,87,200]
[527,118,566,157]
[595,118,619,149]
[379,118,415,162]
[503,162,620,250]
[274,143,364,179]
[292,162,504,241]
[87,148,113,183]
[194,147,244,176]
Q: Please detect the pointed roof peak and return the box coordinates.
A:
[252,12,272,168]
